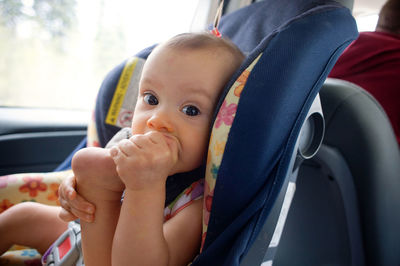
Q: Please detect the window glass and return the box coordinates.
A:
[0,0,200,110]
[353,1,383,33]
[355,14,379,32]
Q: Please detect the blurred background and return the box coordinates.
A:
[0,0,385,111]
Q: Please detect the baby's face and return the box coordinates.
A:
[131,45,233,175]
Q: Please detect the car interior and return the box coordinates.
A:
[0,0,399,265]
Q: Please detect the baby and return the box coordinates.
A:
[0,32,245,266]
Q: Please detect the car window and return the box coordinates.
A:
[353,0,383,32]
[0,0,200,111]
[355,14,379,31]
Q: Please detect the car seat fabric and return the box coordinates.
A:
[219,0,348,54]
[189,1,358,265]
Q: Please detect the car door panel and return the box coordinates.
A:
[0,107,88,175]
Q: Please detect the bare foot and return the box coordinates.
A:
[72,147,125,202]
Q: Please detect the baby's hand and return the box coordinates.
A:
[110,131,178,191]
[58,174,95,223]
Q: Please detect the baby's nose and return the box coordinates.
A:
[147,111,174,132]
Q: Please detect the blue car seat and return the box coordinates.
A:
[42,0,358,265]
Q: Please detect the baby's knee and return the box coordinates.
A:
[1,202,40,225]
[7,201,37,214]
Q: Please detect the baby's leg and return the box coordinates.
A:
[0,202,67,255]
[72,147,124,266]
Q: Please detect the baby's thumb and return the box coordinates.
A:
[59,207,77,222]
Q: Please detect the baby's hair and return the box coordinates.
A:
[377,0,400,34]
[160,32,245,67]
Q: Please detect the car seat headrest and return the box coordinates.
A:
[219,0,346,54]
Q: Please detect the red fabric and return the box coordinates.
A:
[329,31,400,145]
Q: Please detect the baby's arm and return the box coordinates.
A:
[116,190,203,265]
[110,131,202,265]
[71,147,125,266]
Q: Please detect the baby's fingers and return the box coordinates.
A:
[60,191,95,215]
[59,174,77,201]
[59,207,78,222]
[70,193,94,214]
[59,198,95,223]
[117,138,136,156]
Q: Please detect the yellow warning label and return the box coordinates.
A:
[105,57,139,126]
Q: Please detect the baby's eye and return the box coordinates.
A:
[182,105,200,116]
[143,93,158,105]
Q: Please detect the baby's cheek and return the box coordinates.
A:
[187,136,208,165]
